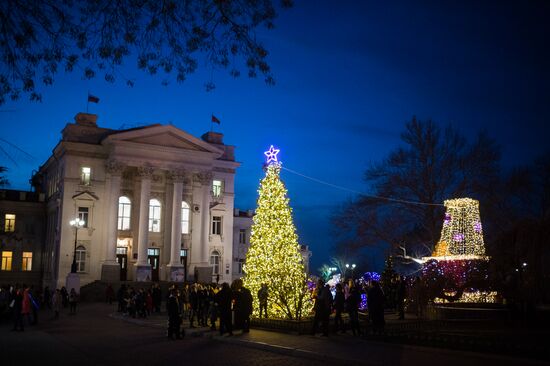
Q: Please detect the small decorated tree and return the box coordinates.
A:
[243,146,313,319]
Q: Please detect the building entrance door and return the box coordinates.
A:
[116,247,128,281]
[147,248,160,281]
[180,249,188,281]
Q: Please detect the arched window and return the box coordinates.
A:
[75,245,86,272]
[149,198,161,232]
[181,201,190,234]
[210,250,220,275]
[118,196,131,230]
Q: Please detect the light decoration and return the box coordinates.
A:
[263,145,280,165]
[243,148,313,320]
[422,198,495,303]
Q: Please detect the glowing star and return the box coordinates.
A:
[264,145,280,165]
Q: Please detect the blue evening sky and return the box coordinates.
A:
[1,1,548,273]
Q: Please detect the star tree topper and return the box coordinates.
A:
[264,145,280,165]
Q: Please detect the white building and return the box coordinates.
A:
[37,113,239,288]
[232,209,254,280]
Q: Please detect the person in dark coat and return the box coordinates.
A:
[333,283,345,333]
[167,289,183,340]
[233,279,253,333]
[346,284,362,336]
[11,287,24,331]
[367,281,385,335]
[189,284,199,328]
[311,279,332,336]
[257,283,268,318]
[215,282,233,336]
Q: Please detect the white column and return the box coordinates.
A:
[101,160,125,282]
[135,165,153,281]
[170,180,183,265]
[199,173,212,264]
[106,174,121,263]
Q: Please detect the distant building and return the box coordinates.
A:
[232,209,254,280]
[34,112,239,289]
[0,189,46,286]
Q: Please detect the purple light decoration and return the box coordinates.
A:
[453,233,465,242]
[444,213,452,225]
[474,221,482,233]
[264,145,280,165]
[359,293,367,311]
[363,271,381,282]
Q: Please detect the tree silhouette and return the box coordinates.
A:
[0,0,292,104]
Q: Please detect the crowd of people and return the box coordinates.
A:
[112,279,254,340]
[0,283,79,331]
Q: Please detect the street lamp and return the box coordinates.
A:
[70,218,85,273]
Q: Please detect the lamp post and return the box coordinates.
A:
[70,218,85,273]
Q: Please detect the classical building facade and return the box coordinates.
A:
[36,113,239,289]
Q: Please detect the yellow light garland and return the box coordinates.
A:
[243,163,313,320]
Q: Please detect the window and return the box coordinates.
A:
[238,259,244,274]
[212,179,223,198]
[211,216,222,235]
[181,201,190,234]
[75,246,86,272]
[22,252,32,271]
[239,229,246,244]
[81,167,91,185]
[148,199,161,232]
[118,196,131,230]
[210,250,220,275]
[4,214,15,232]
[1,251,12,271]
[78,207,89,228]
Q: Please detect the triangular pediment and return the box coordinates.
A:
[103,125,223,154]
[72,191,99,201]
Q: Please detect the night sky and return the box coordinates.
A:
[1,1,549,273]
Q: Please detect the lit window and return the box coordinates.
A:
[22,252,32,271]
[181,201,190,234]
[211,216,222,235]
[1,251,12,271]
[118,196,131,230]
[78,207,89,228]
[148,199,161,232]
[75,246,86,272]
[212,180,223,198]
[4,214,15,232]
[81,167,91,185]
[210,250,220,274]
[239,229,246,244]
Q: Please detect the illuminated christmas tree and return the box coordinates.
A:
[436,198,486,257]
[423,198,496,303]
[243,146,313,320]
